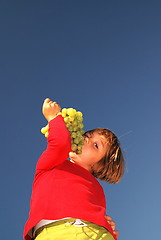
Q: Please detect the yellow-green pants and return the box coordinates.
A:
[34,218,114,240]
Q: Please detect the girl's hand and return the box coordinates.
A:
[105,215,119,238]
[42,98,61,122]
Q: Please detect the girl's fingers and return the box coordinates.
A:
[114,230,119,238]
[49,101,54,106]
[106,220,116,230]
[44,98,61,110]
[105,215,116,230]
[109,221,116,230]
[105,215,112,221]
[44,98,50,103]
[48,101,58,106]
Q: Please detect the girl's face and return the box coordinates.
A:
[70,132,108,172]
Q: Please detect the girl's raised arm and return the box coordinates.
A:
[35,99,71,175]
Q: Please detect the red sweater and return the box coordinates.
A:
[23,115,117,240]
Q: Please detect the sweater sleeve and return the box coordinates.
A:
[35,115,72,174]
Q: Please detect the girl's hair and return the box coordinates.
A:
[84,128,124,184]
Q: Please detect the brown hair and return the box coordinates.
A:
[84,128,124,184]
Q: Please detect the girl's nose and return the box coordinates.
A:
[86,137,89,144]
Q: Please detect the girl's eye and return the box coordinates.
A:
[94,143,98,149]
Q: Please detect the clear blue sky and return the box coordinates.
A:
[1,1,161,239]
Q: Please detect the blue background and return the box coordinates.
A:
[1,1,161,239]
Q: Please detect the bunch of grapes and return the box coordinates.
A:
[41,108,84,154]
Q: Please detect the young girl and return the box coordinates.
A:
[23,98,124,240]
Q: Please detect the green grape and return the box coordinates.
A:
[77,150,82,154]
[72,120,77,127]
[76,132,82,138]
[71,132,77,138]
[76,116,83,122]
[62,113,67,118]
[73,137,80,144]
[41,127,46,134]
[45,132,49,138]
[67,108,76,116]
[64,117,70,123]
[71,143,77,151]
[68,125,74,132]
[76,111,83,117]
[68,116,74,122]
[80,129,85,135]
[73,126,78,132]
[41,125,49,134]
[66,122,71,128]
[62,108,67,114]
[77,144,83,151]
[79,123,84,129]
[79,136,84,142]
